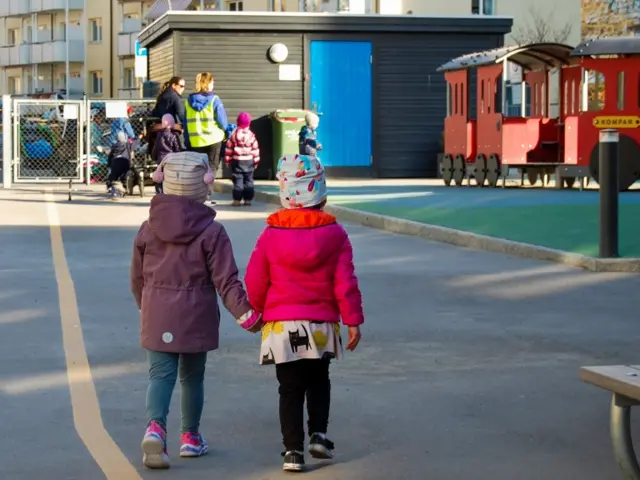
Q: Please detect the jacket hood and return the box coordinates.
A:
[148,194,216,244]
[187,92,216,112]
[266,210,344,270]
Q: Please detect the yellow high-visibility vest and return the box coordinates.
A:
[185,96,225,147]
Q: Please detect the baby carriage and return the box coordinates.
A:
[95,140,147,198]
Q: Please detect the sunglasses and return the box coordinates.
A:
[177,83,186,88]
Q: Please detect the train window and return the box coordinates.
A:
[461,84,465,116]
[587,70,605,111]
[454,83,459,115]
[447,83,451,116]
[563,81,568,116]
[571,80,576,114]
[617,72,625,110]
[481,79,485,113]
[487,80,492,113]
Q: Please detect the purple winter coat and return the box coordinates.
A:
[151,126,182,163]
[130,195,253,353]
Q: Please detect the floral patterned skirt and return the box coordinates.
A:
[259,320,343,365]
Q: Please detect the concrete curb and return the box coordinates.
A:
[213,181,640,273]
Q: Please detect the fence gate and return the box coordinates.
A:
[12,98,84,183]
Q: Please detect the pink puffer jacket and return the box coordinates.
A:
[245,209,364,326]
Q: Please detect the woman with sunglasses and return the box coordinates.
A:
[149,77,187,193]
[152,77,187,126]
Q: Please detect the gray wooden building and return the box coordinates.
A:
[138,12,512,179]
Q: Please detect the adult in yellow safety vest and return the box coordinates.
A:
[184,72,228,204]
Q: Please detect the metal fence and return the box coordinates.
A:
[12,99,84,183]
[1,95,159,187]
[85,99,157,184]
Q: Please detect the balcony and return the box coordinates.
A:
[122,17,142,34]
[118,31,137,57]
[0,44,31,66]
[31,39,84,63]
[0,0,31,17]
[29,0,83,13]
[118,88,141,99]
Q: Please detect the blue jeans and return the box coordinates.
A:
[146,350,207,434]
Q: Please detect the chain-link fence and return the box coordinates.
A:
[12,99,84,182]
[86,99,158,187]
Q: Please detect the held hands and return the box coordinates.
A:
[346,326,361,351]
[247,316,264,334]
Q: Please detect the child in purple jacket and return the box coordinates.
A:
[132,152,262,469]
[151,114,183,194]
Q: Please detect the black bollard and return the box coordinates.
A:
[599,129,619,258]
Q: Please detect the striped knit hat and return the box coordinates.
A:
[151,151,214,203]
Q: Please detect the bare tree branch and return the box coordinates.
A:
[511,6,573,45]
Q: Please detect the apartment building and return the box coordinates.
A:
[0,0,581,98]
[0,0,154,98]
[148,0,581,44]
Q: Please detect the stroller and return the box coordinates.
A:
[95,139,147,198]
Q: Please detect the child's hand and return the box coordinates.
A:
[247,318,264,334]
[346,326,361,351]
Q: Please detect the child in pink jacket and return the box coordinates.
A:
[245,154,364,473]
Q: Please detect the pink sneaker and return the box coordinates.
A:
[180,432,209,457]
[141,421,170,469]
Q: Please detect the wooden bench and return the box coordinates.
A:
[581,366,640,479]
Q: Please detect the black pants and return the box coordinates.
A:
[276,358,331,452]
[232,169,255,201]
[191,142,222,178]
[106,157,130,188]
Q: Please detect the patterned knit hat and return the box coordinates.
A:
[151,151,214,203]
[276,154,327,209]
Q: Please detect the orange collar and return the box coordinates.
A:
[267,209,337,229]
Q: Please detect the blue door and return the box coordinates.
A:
[309,41,372,168]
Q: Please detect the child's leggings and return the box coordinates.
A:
[276,358,331,452]
[146,350,207,434]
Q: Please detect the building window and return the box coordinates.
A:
[124,68,135,89]
[7,29,18,45]
[8,77,19,94]
[90,71,103,95]
[228,1,243,11]
[89,18,103,43]
[472,0,495,15]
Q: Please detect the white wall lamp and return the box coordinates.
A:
[268,43,289,63]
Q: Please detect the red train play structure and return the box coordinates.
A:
[437,37,640,191]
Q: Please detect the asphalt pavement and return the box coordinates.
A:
[0,185,638,479]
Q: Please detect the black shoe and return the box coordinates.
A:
[282,450,305,472]
[308,433,334,459]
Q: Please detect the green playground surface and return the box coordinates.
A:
[341,202,640,258]
[255,182,640,257]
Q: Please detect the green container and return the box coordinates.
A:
[270,109,307,178]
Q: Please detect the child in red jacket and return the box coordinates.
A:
[224,112,260,206]
[245,154,364,472]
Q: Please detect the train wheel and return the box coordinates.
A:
[442,154,453,187]
[474,154,487,187]
[452,155,465,186]
[527,170,539,186]
[564,177,576,189]
[486,154,500,188]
